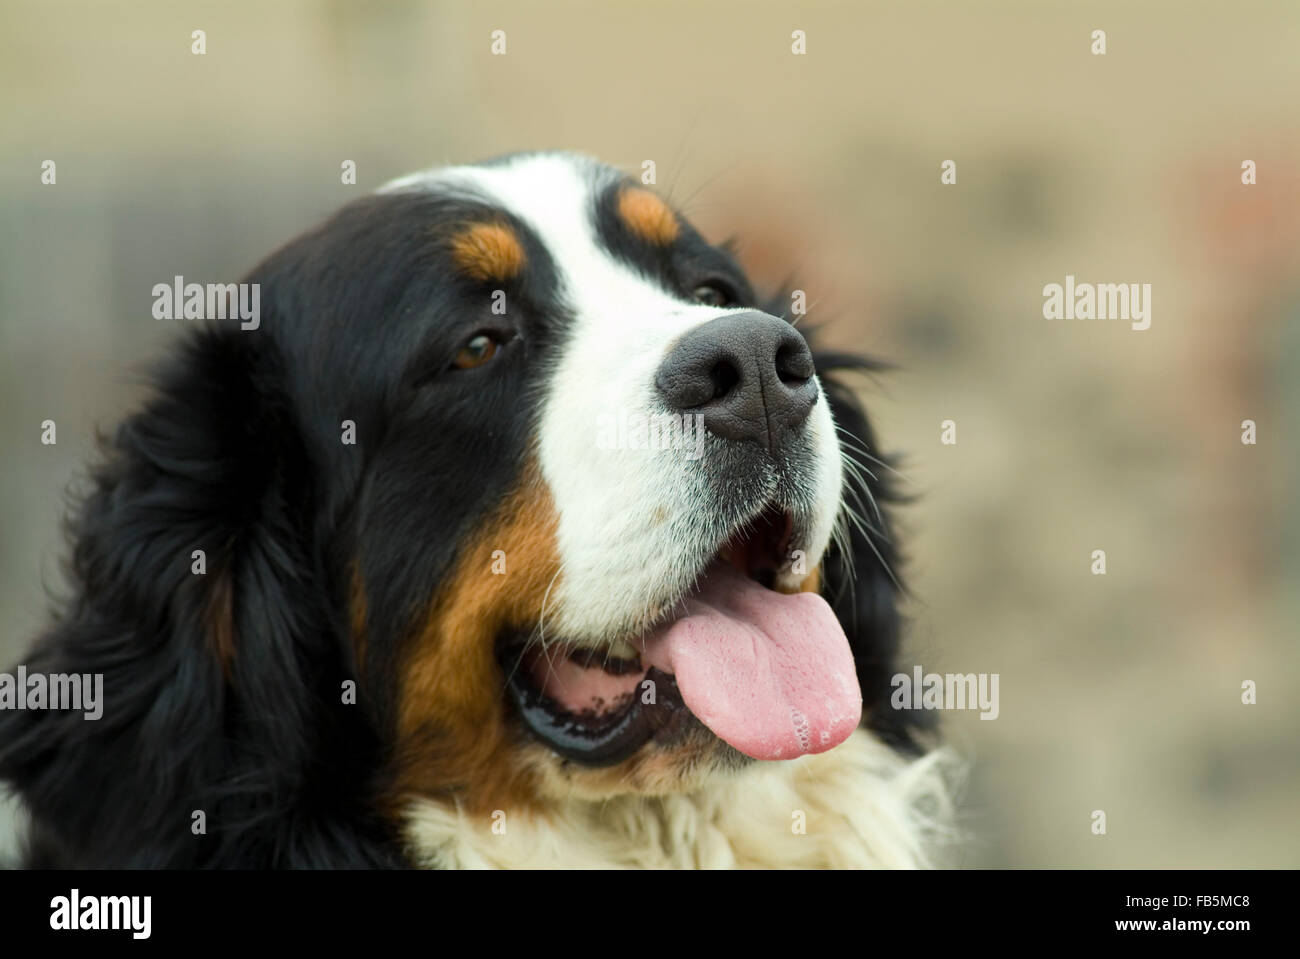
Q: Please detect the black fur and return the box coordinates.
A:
[815,353,932,752]
[0,164,925,867]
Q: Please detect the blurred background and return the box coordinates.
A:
[1,0,1297,866]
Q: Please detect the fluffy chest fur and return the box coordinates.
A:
[405,731,955,869]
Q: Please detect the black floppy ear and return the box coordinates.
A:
[812,350,936,752]
[0,323,391,867]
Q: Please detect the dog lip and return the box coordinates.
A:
[500,651,687,766]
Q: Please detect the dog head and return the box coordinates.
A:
[1,151,923,866]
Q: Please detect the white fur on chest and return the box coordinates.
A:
[403,730,956,869]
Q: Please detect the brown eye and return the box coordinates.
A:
[691,283,731,307]
[452,333,500,370]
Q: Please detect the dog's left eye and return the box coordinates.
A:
[691,283,732,307]
[452,332,503,370]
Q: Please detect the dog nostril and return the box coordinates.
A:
[710,361,740,400]
[775,344,814,385]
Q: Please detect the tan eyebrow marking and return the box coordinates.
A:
[617,186,679,245]
[449,221,527,281]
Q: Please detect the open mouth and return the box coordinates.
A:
[497,506,862,768]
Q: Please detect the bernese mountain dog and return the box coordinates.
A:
[0,151,953,868]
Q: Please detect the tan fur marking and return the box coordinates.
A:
[349,563,369,680]
[204,566,235,678]
[391,466,560,815]
[450,221,526,281]
[618,187,679,245]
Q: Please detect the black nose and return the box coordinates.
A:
[654,311,818,450]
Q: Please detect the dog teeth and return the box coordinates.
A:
[564,640,642,670]
[607,640,640,662]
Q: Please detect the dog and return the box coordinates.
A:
[0,151,953,868]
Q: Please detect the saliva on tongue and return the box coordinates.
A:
[639,562,862,760]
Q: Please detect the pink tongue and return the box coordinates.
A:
[640,563,862,760]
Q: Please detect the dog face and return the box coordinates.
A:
[1,151,921,867]
[320,153,850,809]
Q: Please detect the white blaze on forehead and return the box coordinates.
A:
[382,153,843,642]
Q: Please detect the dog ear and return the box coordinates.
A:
[812,351,937,752]
[0,322,392,867]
